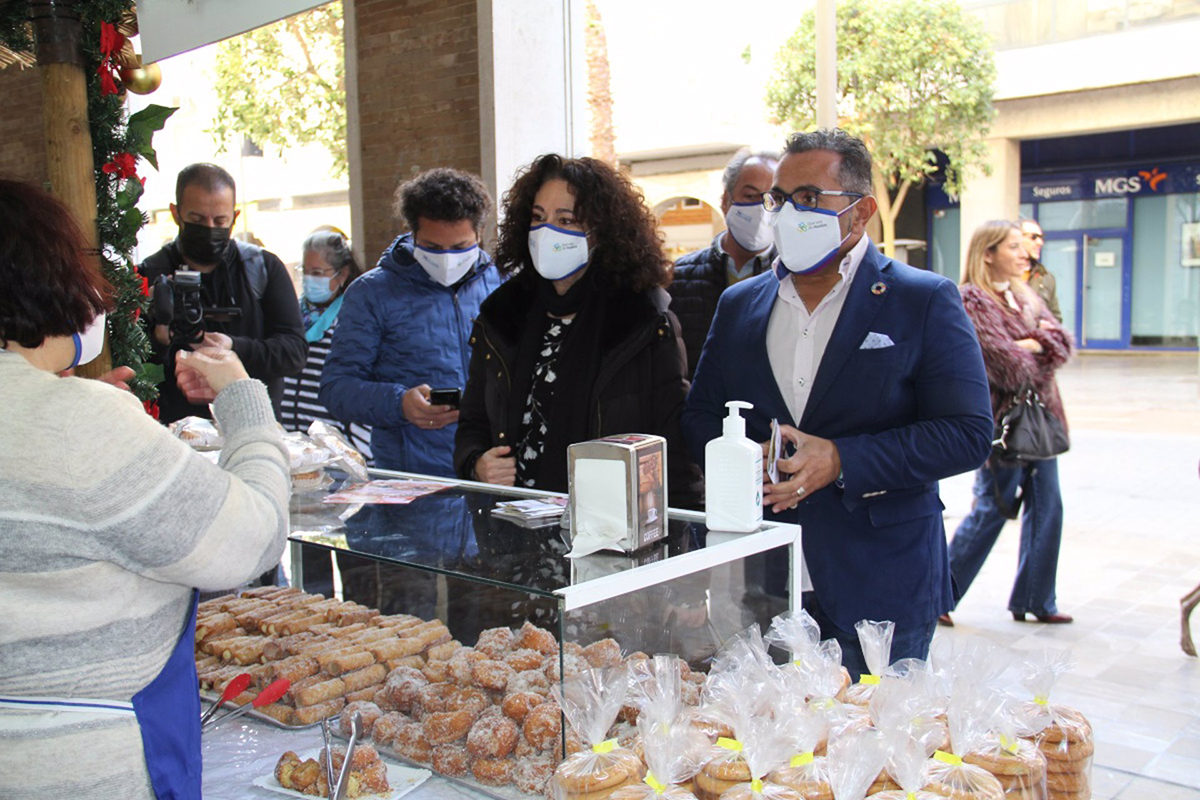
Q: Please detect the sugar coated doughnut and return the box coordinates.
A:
[502,691,545,723]
[449,647,485,685]
[514,754,556,795]
[476,627,516,659]
[448,686,490,717]
[393,721,434,765]
[523,701,563,750]
[423,709,474,745]
[472,756,516,786]
[416,681,457,715]
[381,666,428,713]
[371,711,410,748]
[514,622,559,655]
[339,700,382,737]
[467,714,520,758]
[432,744,471,778]
[472,658,515,691]
[506,648,545,672]
[581,638,622,668]
[509,668,551,695]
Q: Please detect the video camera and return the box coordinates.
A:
[143,270,242,348]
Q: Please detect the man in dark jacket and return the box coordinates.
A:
[1019,218,1062,323]
[319,168,501,476]
[669,148,779,379]
[140,163,306,424]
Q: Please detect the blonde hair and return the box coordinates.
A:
[961,219,1036,315]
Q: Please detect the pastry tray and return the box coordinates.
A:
[200,690,326,731]
[332,729,539,800]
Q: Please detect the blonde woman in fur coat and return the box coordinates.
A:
[941,220,1074,626]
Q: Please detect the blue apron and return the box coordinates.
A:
[0,590,202,798]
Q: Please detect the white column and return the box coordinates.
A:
[815,0,837,129]
[959,137,1021,266]
[342,0,366,268]
[477,0,588,219]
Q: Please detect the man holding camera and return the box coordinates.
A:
[141,163,306,424]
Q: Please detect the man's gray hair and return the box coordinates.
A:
[783,129,873,196]
[722,147,781,198]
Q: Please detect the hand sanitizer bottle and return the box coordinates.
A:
[705,400,763,533]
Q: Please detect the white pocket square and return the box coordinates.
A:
[860,332,895,350]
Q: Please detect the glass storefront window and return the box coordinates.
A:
[1038,198,1128,231]
[1131,192,1200,346]
[929,207,961,279]
[1019,203,1034,221]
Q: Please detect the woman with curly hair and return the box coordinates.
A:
[454,154,702,508]
[941,219,1074,627]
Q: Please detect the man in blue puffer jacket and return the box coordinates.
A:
[319,168,501,475]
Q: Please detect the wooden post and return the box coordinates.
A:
[31,0,112,376]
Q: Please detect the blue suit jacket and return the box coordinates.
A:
[681,241,993,630]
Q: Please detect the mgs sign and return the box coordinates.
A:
[1094,168,1169,196]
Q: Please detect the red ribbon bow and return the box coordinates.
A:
[97,22,126,96]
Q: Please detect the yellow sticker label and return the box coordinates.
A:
[859,674,881,685]
[644,773,667,794]
[792,659,804,668]
[998,734,1020,755]
[933,750,963,767]
[751,779,764,793]
[717,737,743,752]
[1034,695,1049,706]
[907,793,917,800]
[790,752,814,768]
[592,739,617,754]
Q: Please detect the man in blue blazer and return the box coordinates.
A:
[682,129,993,675]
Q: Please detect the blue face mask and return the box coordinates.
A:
[303,273,339,304]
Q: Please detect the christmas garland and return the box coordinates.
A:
[1,2,175,409]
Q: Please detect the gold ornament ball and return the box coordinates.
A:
[119,60,162,95]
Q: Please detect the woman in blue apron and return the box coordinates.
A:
[0,181,290,797]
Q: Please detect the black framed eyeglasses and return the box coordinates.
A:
[762,187,864,212]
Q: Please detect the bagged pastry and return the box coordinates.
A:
[767,704,831,800]
[766,611,851,702]
[714,714,802,800]
[841,620,893,706]
[1016,650,1092,800]
[867,727,941,800]
[609,671,711,800]
[922,690,1006,800]
[824,725,888,800]
[170,416,224,450]
[309,420,369,484]
[551,666,644,800]
[868,674,948,758]
[963,701,1048,800]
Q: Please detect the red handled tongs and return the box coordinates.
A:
[202,677,290,732]
[199,672,253,727]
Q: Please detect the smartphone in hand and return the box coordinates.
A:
[429,387,462,409]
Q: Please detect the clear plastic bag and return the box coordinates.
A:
[922,691,1006,800]
[767,704,831,800]
[868,726,941,800]
[1016,651,1092,800]
[308,420,370,484]
[765,611,850,703]
[705,714,796,800]
[552,666,645,800]
[170,415,224,450]
[824,725,889,800]
[284,431,338,475]
[841,620,893,706]
[963,700,1048,800]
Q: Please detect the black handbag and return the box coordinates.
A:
[991,387,1069,466]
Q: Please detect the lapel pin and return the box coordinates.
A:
[871,281,887,296]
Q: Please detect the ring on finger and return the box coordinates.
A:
[795,486,806,496]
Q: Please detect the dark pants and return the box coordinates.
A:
[802,592,938,679]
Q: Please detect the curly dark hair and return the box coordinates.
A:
[0,179,112,349]
[494,154,669,292]
[393,167,492,236]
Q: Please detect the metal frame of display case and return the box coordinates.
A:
[288,467,802,615]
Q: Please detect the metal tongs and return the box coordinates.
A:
[202,677,290,732]
[322,711,362,799]
[198,672,253,727]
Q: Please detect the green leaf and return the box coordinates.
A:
[116,178,144,210]
[127,104,177,134]
[138,362,165,387]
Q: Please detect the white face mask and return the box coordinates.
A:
[724,201,775,252]
[302,273,338,304]
[528,224,589,281]
[771,198,861,276]
[70,311,106,369]
[413,244,479,287]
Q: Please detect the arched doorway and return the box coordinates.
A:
[653,196,723,261]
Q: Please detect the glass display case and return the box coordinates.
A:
[287,467,802,672]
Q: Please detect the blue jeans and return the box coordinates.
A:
[947,459,1064,616]
[802,593,939,679]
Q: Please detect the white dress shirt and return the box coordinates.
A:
[767,235,871,424]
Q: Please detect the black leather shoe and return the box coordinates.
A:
[937,613,954,627]
[1013,611,1074,624]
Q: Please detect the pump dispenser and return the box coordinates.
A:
[705,400,763,533]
